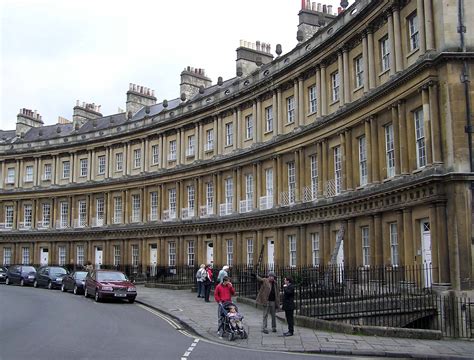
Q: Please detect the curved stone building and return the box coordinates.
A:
[1,0,473,291]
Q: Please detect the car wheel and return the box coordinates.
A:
[5,277,10,285]
[129,298,135,304]
[20,279,25,286]
[84,287,89,298]
[61,284,66,292]
[94,289,101,302]
[47,281,53,290]
[73,285,78,295]
[33,280,38,288]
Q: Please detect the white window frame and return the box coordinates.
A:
[3,248,12,266]
[150,192,158,220]
[362,226,370,267]
[354,55,364,88]
[76,245,84,266]
[226,239,233,266]
[113,196,122,224]
[288,161,296,204]
[60,202,69,228]
[309,85,317,114]
[311,233,320,266]
[206,182,214,209]
[359,136,368,186]
[265,168,273,197]
[187,240,195,267]
[187,135,195,156]
[131,244,139,266]
[168,140,177,161]
[22,247,30,265]
[113,245,121,266]
[186,185,195,211]
[334,146,342,195]
[96,198,104,225]
[206,129,214,151]
[390,223,399,266]
[78,200,87,227]
[385,124,395,178]
[44,163,52,181]
[62,161,70,179]
[224,177,233,205]
[287,96,295,123]
[310,155,318,199]
[246,238,254,266]
[245,115,253,139]
[131,194,141,222]
[245,174,253,203]
[265,106,273,132]
[58,246,66,266]
[115,152,123,171]
[408,12,419,51]
[414,108,426,168]
[289,235,297,267]
[42,203,51,227]
[133,149,141,168]
[225,122,233,146]
[98,155,106,175]
[23,204,32,228]
[25,165,33,182]
[7,168,15,184]
[168,242,176,266]
[5,205,13,228]
[169,188,177,215]
[152,145,159,165]
[80,158,88,177]
[331,72,340,102]
[381,36,390,72]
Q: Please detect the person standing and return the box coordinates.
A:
[217,265,229,284]
[282,276,295,336]
[256,271,280,334]
[214,276,235,335]
[196,264,206,298]
[203,264,213,302]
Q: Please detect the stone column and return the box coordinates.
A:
[374,214,383,266]
[233,110,238,148]
[256,99,262,143]
[33,157,39,186]
[159,185,165,220]
[294,150,300,202]
[365,119,373,183]
[342,47,350,104]
[256,162,262,209]
[429,81,442,163]
[424,0,434,50]
[16,159,20,188]
[323,222,330,265]
[322,139,328,195]
[393,5,403,72]
[298,225,306,266]
[403,209,414,265]
[315,66,322,115]
[272,91,278,136]
[141,187,146,222]
[436,202,450,283]
[397,100,409,174]
[236,167,242,210]
[276,156,282,206]
[391,105,401,175]
[417,0,426,54]
[345,129,353,190]
[160,134,166,167]
[362,32,370,93]
[369,216,375,266]
[215,172,221,214]
[317,142,323,197]
[213,116,219,154]
[124,190,129,224]
[429,205,439,282]
[340,133,346,191]
[387,11,396,76]
[176,129,182,166]
[298,76,304,126]
[194,177,199,218]
[337,51,344,106]
[252,163,258,209]
[421,85,433,165]
[320,63,328,115]
[177,181,182,218]
[232,169,238,213]
[293,79,299,126]
[143,139,148,172]
[370,116,380,183]
[367,28,376,89]
[277,89,283,134]
[299,148,305,197]
[348,219,356,268]
[197,122,202,160]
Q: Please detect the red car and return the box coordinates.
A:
[84,270,137,303]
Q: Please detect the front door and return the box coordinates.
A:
[267,239,275,269]
[421,220,432,287]
[336,239,344,283]
[150,244,158,276]
[206,242,213,265]
[95,247,103,269]
[40,248,49,266]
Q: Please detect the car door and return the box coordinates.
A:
[64,273,73,290]
[85,271,96,293]
[10,266,20,284]
[40,268,49,287]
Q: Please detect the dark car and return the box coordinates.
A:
[5,265,36,286]
[0,266,7,283]
[34,266,68,289]
[61,271,88,294]
[84,270,137,303]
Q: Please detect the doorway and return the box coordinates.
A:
[40,248,49,266]
[95,246,103,269]
[150,244,158,276]
[267,239,275,270]
[420,220,432,287]
[206,242,213,265]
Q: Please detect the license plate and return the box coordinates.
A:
[114,293,126,297]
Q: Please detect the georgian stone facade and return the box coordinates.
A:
[1,0,473,291]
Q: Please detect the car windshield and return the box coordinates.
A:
[0,267,6,273]
[50,268,67,276]
[97,272,127,282]
[22,266,36,273]
[75,272,88,280]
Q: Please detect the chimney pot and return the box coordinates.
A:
[317,3,322,11]
[323,4,327,13]
[327,5,333,14]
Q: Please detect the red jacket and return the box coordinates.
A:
[214,282,235,303]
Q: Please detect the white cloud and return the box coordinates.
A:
[1,0,346,130]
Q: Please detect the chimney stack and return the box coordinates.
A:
[180,67,212,100]
[73,100,103,129]
[236,40,274,77]
[297,2,337,43]
[126,83,157,117]
[16,108,43,137]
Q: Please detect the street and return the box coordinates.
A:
[0,285,381,360]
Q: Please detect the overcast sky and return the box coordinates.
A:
[1,0,347,131]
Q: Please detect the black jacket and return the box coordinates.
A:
[282,283,295,311]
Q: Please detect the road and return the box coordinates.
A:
[0,284,380,360]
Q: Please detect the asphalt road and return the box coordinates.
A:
[0,284,379,360]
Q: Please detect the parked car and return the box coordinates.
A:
[34,266,68,289]
[84,270,137,303]
[61,271,88,294]
[5,265,36,286]
[0,266,8,283]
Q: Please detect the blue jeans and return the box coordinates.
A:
[197,281,204,297]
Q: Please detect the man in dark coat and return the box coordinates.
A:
[282,276,295,336]
[256,271,280,334]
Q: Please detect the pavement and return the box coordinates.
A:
[135,285,474,359]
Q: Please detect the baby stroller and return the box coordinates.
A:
[218,301,248,341]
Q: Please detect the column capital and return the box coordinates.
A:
[397,98,406,106]
[427,79,439,88]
